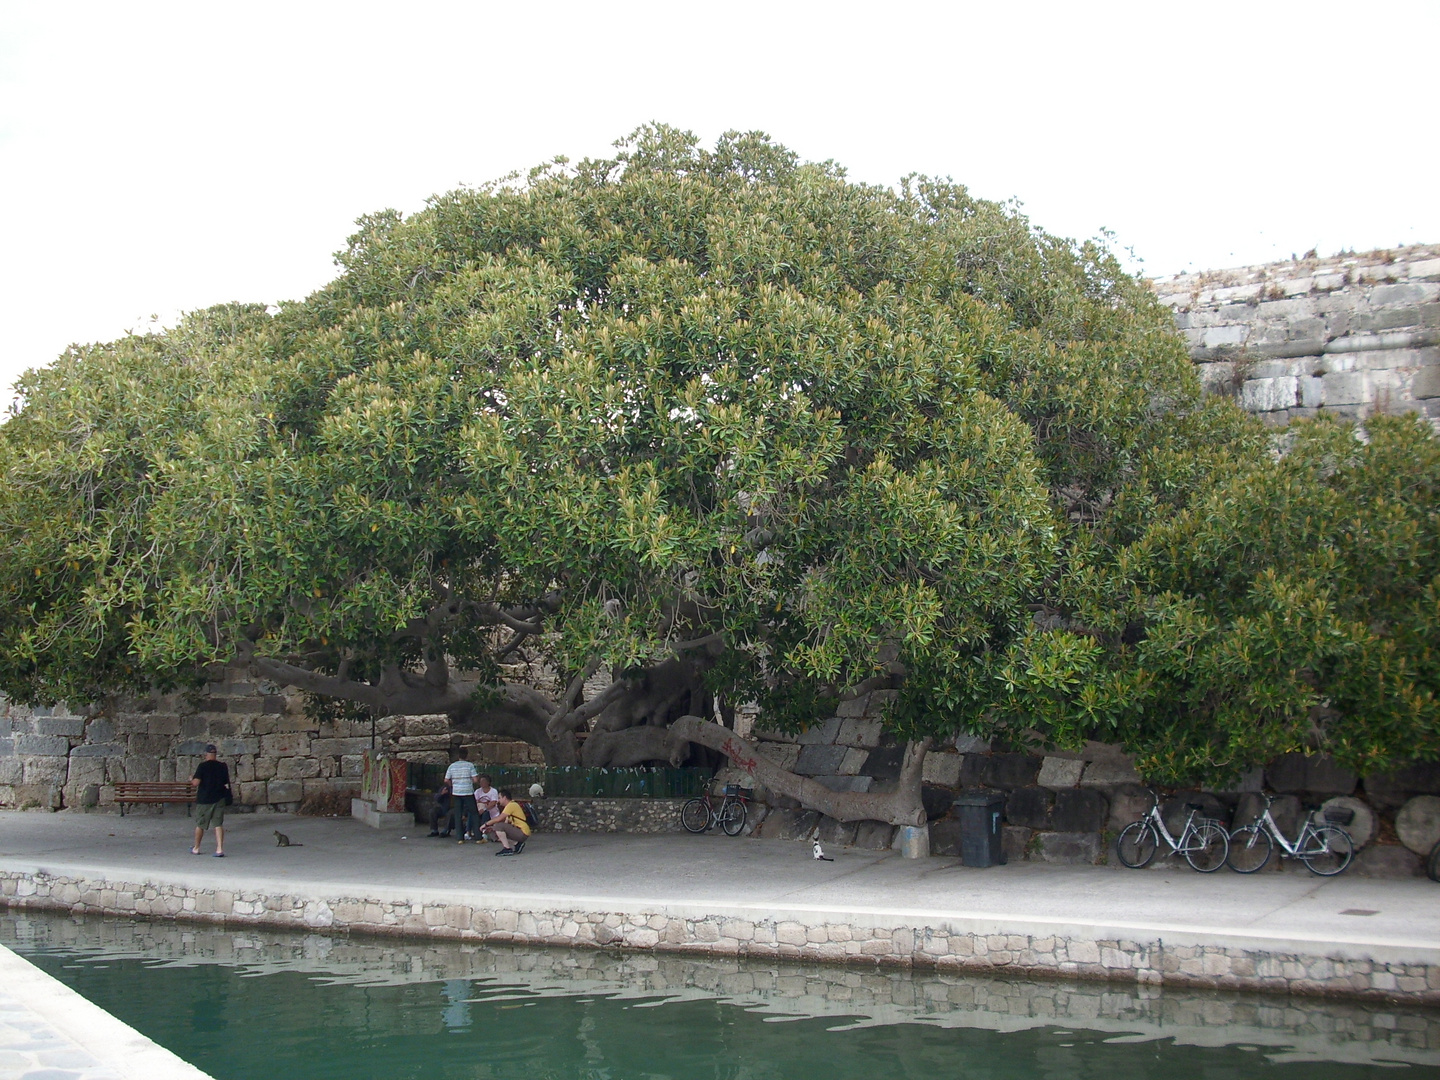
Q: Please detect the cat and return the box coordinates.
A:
[812,840,833,861]
[274,830,303,847]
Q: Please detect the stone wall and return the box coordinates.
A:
[0,681,540,815]
[1153,244,1440,427]
[728,690,1440,873]
[3,868,1435,1004]
[535,797,688,834]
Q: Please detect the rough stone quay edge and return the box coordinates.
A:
[3,862,1436,1005]
[0,941,216,1079]
[4,856,1436,962]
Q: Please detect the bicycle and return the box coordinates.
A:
[1115,790,1229,872]
[681,783,751,836]
[1226,794,1354,876]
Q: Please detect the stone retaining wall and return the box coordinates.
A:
[2,868,1435,1004]
[537,797,688,833]
[1154,243,1440,428]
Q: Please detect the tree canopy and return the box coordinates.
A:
[1,125,1433,792]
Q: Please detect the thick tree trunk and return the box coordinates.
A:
[669,716,930,827]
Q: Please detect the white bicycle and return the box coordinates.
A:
[1115,790,1229,873]
[1226,794,1354,876]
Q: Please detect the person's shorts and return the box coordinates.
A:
[491,821,528,844]
[194,801,225,830]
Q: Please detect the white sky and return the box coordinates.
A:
[2,0,1436,409]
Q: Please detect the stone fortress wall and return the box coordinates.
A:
[1152,244,1440,427]
[3,245,1440,872]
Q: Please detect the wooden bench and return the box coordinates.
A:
[113,782,195,815]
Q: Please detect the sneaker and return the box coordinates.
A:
[513,840,526,855]
[427,831,440,838]
[495,847,515,856]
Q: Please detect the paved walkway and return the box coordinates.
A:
[0,810,1435,956]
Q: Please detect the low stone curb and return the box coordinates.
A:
[3,867,1435,1005]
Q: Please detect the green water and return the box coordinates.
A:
[4,912,1438,1080]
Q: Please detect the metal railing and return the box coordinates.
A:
[406,763,711,799]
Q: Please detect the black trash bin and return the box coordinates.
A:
[952,791,1006,867]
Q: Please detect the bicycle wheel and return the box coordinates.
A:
[1183,822,1229,873]
[1116,821,1158,868]
[720,799,748,836]
[1300,824,1353,876]
[680,797,712,834]
[1226,825,1273,873]
[1427,841,1440,884]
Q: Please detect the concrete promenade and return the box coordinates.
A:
[0,941,214,1080]
[0,810,1436,1003]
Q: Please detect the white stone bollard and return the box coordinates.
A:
[894,824,930,859]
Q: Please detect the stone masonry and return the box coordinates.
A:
[2,868,1435,1004]
[1154,244,1440,428]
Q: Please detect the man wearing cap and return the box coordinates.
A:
[189,744,232,857]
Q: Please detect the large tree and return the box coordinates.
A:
[1,127,1283,821]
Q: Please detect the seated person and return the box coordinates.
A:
[480,789,531,855]
[427,787,452,837]
[474,774,501,835]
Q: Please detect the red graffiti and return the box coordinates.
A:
[723,738,758,774]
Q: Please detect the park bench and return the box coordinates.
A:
[113,782,194,816]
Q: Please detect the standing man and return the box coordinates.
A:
[189,744,231,857]
[443,747,480,842]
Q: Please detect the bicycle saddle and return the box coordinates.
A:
[1185,802,1204,811]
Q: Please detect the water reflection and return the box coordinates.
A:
[3,910,1436,1071]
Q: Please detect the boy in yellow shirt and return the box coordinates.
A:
[481,789,532,855]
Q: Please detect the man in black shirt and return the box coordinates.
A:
[190,744,232,856]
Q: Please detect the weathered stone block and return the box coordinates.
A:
[238,781,268,805]
[1396,796,1440,855]
[983,753,1041,789]
[1001,825,1030,864]
[260,733,312,758]
[863,744,907,782]
[837,747,869,775]
[835,695,870,718]
[218,738,260,757]
[837,718,883,749]
[313,737,381,756]
[796,718,843,745]
[1081,760,1140,786]
[952,734,990,754]
[795,744,848,776]
[923,752,962,787]
[87,719,118,742]
[1364,760,1440,809]
[1106,783,1152,829]
[69,742,124,758]
[402,714,450,736]
[266,780,302,803]
[756,742,800,771]
[36,717,84,737]
[1267,753,1356,797]
[816,816,858,848]
[1037,757,1084,788]
[23,757,67,784]
[1035,831,1102,864]
[852,820,896,850]
[15,735,69,756]
[756,808,820,841]
[276,756,321,780]
[1051,788,1109,832]
[813,775,872,793]
[1005,786,1053,829]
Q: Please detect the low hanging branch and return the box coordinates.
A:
[669,715,931,827]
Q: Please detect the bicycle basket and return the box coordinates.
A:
[1323,807,1355,826]
[722,784,753,799]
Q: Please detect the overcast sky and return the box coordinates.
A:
[2,0,1436,409]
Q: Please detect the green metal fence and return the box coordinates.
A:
[407,763,710,799]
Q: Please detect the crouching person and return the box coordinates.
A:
[481,790,531,856]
